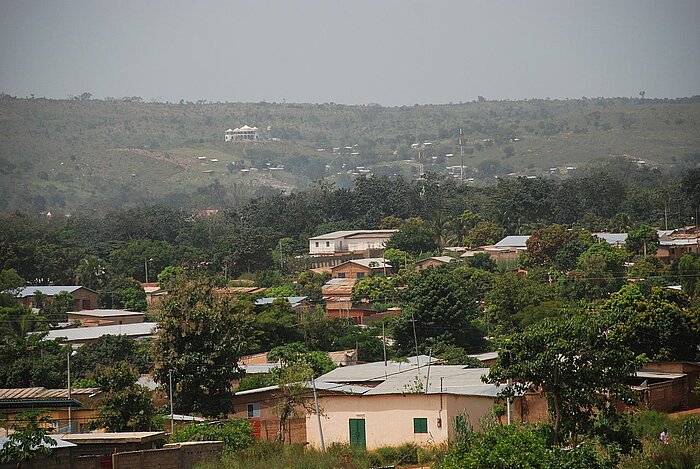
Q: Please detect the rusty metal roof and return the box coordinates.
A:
[217,287,267,294]
[0,387,101,400]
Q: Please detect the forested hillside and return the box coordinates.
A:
[1,94,699,214]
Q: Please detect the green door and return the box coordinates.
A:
[349,419,366,449]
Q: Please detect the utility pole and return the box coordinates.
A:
[312,377,326,454]
[459,128,465,183]
[410,311,420,367]
[169,370,174,434]
[67,351,72,432]
[382,320,387,367]
[506,378,513,425]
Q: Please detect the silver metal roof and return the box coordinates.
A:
[594,233,628,245]
[309,230,397,240]
[254,297,307,308]
[494,236,530,247]
[67,309,143,317]
[17,286,86,297]
[45,323,158,342]
[0,435,77,450]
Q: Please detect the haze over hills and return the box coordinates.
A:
[1,94,698,214]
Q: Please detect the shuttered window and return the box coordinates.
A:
[414,418,428,433]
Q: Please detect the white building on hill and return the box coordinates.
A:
[225,125,259,141]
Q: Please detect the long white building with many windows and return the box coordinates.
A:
[225,125,259,141]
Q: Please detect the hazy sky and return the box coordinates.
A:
[1,0,699,105]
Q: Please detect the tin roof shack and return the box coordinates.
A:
[0,436,76,469]
[0,387,102,433]
[16,286,98,311]
[623,369,691,413]
[66,309,144,327]
[635,362,700,411]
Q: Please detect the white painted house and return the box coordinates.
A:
[309,230,398,255]
[225,125,259,141]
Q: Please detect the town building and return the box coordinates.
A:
[0,387,102,433]
[657,230,700,264]
[225,125,259,141]
[415,256,458,270]
[308,230,397,256]
[330,258,391,279]
[142,282,168,307]
[66,309,144,327]
[16,286,98,311]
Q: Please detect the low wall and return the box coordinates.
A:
[74,441,223,469]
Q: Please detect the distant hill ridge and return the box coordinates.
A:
[0,95,698,214]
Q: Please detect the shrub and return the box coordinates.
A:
[168,419,253,453]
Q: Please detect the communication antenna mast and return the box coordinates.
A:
[459,128,465,183]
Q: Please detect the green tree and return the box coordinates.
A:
[599,285,699,361]
[99,277,147,311]
[74,255,109,290]
[252,298,302,352]
[294,271,329,304]
[463,222,505,248]
[268,342,336,377]
[168,419,253,453]
[0,411,57,467]
[71,335,151,380]
[488,315,641,445]
[157,265,185,289]
[382,248,414,271]
[566,242,627,299]
[0,269,25,305]
[272,364,316,443]
[626,224,659,256]
[464,253,497,272]
[385,218,437,256]
[108,239,177,282]
[523,225,585,269]
[0,332,67,388]
[485,272,555,334]
[0,305,48,345]
[677,253,700,297]
[393,266,485,354]
[39,290,75,324]
[92,362,158,432]
[154,277,254,417]
[351,275,396,302]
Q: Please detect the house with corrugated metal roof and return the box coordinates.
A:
[0,387,102,433]
[309,230,397,255]
[233,357,514,450]
[16,286,98,311]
